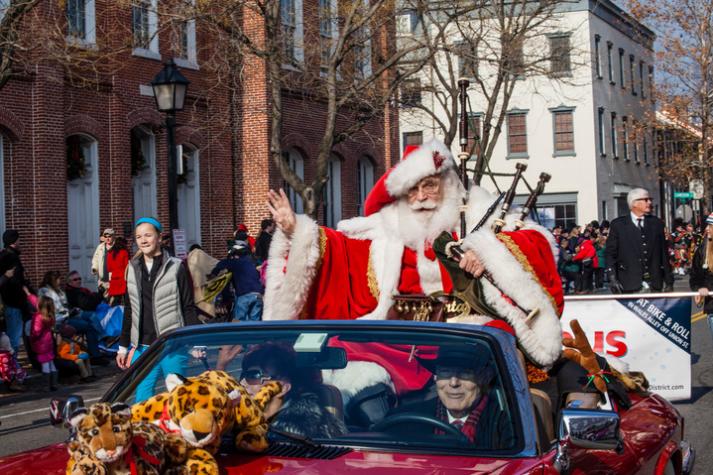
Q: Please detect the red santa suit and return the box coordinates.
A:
[264,140,563,368]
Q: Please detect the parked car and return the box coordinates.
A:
[0,321,694,474]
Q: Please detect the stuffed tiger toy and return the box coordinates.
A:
[66,402,188,475]
[131,370,282,475]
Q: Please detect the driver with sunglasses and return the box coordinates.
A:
[239,342,346,439]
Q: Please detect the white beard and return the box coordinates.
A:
[394,171,463,249]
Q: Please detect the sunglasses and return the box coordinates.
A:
[240,369,283,385]
[103,234,114,237]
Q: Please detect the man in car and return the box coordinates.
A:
[264,139,564,373]
[386,345,514,449]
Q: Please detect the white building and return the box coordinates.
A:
[398,0,659,229]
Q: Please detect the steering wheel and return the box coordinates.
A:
[370,412,470,443]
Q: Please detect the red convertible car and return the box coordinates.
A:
[0,321,695,474]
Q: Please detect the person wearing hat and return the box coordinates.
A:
[0,229,33,355]
[605,188,673,293]
[264,139,564,371]
[116,217,200,402]
[91,228,116,296]
[211,239,264,321]
[385,344,513,448]
[690,212,713,341]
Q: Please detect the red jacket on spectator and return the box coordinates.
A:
[573,239,599,268]
[106,247,130,297]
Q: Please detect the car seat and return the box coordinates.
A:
[530,387,555,446]
[345,382,396,429]
[315,382,346,425]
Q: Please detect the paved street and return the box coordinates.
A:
[0,282,711,473]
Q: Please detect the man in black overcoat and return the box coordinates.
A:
[605,188,673,293]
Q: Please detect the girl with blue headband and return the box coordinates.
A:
[115,217,200,402]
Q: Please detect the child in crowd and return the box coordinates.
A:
[0,332,26,392]
[30,295,59,391]
[57,325,95,382]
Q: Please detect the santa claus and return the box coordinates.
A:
[264,139,563,369]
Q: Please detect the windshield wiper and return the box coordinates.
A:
[268,427,322,450]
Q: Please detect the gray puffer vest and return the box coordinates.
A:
[126,251,184,347]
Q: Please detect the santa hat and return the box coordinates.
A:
[364,139,456,216]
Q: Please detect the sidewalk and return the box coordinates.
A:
[0,346,122,402]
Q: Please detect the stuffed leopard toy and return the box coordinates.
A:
[66,402,188,475]
[131,370,282,475]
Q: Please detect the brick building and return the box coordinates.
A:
[0,1,397,286]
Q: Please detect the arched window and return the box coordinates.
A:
[131,126,157,221]
[282,148,304,214]
[325,155,342,227]
[357,156,374,215]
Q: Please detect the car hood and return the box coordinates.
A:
[0,444,544,474]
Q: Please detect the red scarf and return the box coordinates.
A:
[157,402,180,434]
[435,394,489,443]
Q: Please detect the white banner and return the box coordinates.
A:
[562,295,692,401]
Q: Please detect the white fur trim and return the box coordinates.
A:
[462,229,562,367]
[386,139,456,197]
[322,361,395,406]
[416,243,444,295]
[263,215,321,320]
[165,373,184,392]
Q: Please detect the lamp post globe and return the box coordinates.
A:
[151,59,190,251]
[151,59,190,113]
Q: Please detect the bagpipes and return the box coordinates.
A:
[432,78,552,324]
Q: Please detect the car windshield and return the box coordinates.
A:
[108,325,520,454]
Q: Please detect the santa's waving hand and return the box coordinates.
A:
[267,188,296,237]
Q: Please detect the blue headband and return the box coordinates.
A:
[135,217,163,233]
[707,214,713,225]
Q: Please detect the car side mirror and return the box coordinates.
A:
[49,395,85,428]
[559,408,623,451]
[553,408,623,474]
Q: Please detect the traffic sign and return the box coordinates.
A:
[674,191,694,199]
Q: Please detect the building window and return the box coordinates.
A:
[66,0,95,45]
[648,65,654,98]
[319,0,336,74]
[397,9,421,36]
[507,112,528,158]
[618,48,625,87]
[597,107,606,157]
[610,112,618,158]
[644,130,650,165]
[468,113,482,154]
[403,131,423,149]
[354,0,372,80]
[601,200,607,221]
[505,36,525,78]
[622,116,629,160]
[280,0,303,65]
[455,41,478,79]
[629,54,636,95]
[549,34,571,76]
[639,61,645,98]
[607,41,614,83]
[325,157,342,227]
[282,149,305,214]
[537,203,577,230]
[175,0,197,67]
[551,107,575,156]
[632,121,639,163]
[401,79,421,107]
[132,0,159,57]
[594,35,602,79]
[357,157,375,215]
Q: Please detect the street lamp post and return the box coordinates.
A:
[151,59,190,240]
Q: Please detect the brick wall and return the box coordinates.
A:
[0,1,396,284]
